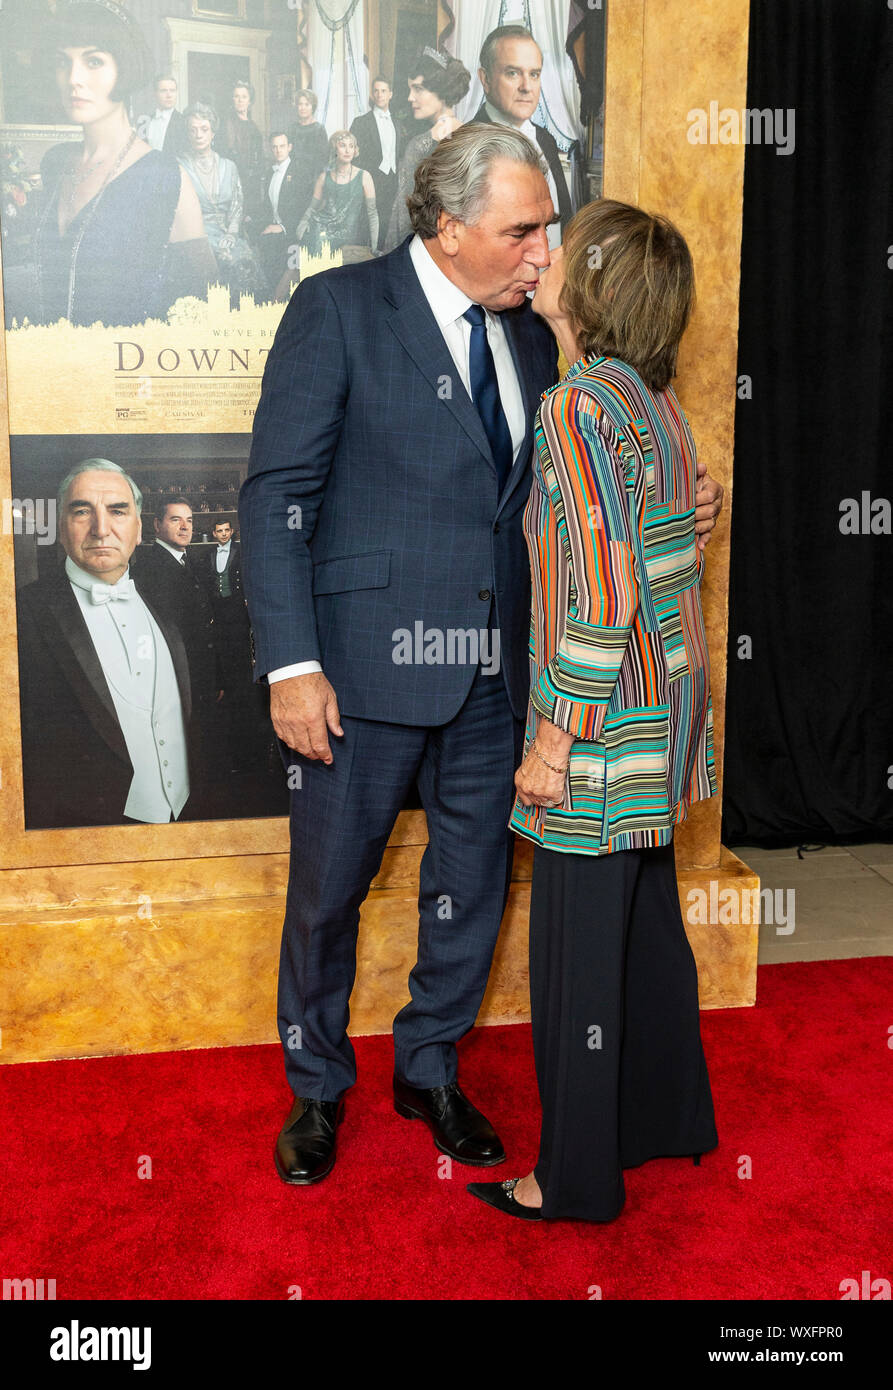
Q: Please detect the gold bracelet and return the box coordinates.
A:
[531,739,569,775]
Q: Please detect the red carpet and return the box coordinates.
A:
[0,958,890,1301]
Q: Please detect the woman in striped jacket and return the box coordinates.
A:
[468,200,719,1223]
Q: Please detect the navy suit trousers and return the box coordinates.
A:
[278,634,525,1100]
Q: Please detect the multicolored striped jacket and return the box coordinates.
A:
[509,353,716,855]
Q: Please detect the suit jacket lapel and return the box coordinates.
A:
[369,111,383,167]
[141,588,192,724]
[42,571,130,764]
[385,242,496,476]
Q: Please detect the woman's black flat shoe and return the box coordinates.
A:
[467,1177,543,1221]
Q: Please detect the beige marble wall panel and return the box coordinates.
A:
[604,0,645,205]
[1,852,758,1063]
[609,0,750,871]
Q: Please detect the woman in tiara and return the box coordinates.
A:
[9,0,215,328]
[382,47,471,252]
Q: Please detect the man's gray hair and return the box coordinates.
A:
[407,123,546,239]
[57,459,143,516]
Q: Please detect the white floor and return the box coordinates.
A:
[734,843,893,963]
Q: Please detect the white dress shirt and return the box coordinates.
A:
[66,557,189,822]
[373,106,397,175]
[268,233,527,685]
[145,106,174,152]
[267,156,291,224]
[483,100,563,250]
[216,539,232,573]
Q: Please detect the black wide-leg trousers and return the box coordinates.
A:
[529,839,719,1221]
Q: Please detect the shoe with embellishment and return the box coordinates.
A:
[466,1178,543,1221]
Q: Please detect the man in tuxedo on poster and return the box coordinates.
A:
[138,75,187,158]
[17,461,193,830]
[255,133,305,293]
[240,124,724,1187]
[350,77,405,251]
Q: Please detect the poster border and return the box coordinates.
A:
[0,253,290,873]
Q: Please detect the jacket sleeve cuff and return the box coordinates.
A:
[529,617,631,740]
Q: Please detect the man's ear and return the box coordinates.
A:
[436,209,462,257]
[153,516,160,535]
[137,517,143,546]
[478,66,489,98]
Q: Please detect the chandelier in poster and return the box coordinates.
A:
[1,0,601,437]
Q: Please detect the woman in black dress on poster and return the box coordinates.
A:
[6,0,214,328]
[219,79,265,229]
[286,89,330,227]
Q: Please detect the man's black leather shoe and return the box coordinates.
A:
[274,1096,344,1185]
[393,1076,506,1166]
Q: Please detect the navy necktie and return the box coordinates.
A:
[463,304,514,494]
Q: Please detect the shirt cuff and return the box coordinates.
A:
[267,661,322,683]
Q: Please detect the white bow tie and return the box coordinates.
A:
[90,578,134,605]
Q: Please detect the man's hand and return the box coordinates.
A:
[262,224,283,235]
[694,459,725,552]
[270,672,343,764]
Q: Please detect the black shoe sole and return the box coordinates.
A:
[394,1098,506,1167]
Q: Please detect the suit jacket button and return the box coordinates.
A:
[493,523,500,534]
[478,589,491,601]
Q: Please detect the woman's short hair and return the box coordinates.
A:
[328,129,358,162]
[409,48,471,108]
[184,101,220,136]
[48,0,153,103]
[232,78,255,104]
[296,89,319,113]
[560,199,695,392]
[407,123,546,240]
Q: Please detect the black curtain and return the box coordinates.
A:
[723,0,893,846]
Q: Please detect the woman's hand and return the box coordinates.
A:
[515,722,575,809]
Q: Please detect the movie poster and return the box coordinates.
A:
[0,0,605,830]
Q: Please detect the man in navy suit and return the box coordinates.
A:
[240,125,723,1185]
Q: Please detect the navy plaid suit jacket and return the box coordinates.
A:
[239,235,559,726]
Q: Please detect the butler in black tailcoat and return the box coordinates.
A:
[255,133,306,292]
[350,77,406,251]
